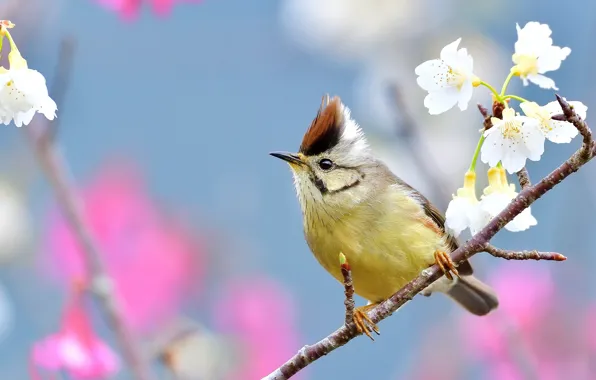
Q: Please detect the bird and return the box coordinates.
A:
[270,95,499,338]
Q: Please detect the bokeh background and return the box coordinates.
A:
[0,0,595,379]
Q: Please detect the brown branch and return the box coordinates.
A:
[339,253,355,326]
[516,168,532,189]
[263,94,594,380]
[477,103,492,131]
[484,244,566,261]
[25,38,154,380]
[555,94,594,159]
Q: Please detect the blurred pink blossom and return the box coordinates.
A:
[30,285,119,380]
[42,161,203,334]
[213,277,302,380]
[460,262,595,379]
[95,0,202,20]
[461,262,555,359]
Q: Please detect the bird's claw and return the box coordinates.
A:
[434,250,460,281]
[352,305,380,341]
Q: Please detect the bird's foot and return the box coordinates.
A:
[352,303,380,340]
[434,250,460,281]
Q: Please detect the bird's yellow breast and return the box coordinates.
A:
[303,188,449,303]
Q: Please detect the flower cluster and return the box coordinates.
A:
[0,20,56,127]
[415,21,587,236]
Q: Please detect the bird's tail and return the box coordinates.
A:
[445,275,499,316]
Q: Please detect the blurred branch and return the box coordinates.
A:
[390,85,451,208]
[263,95,593,380]
[25,37,155,380]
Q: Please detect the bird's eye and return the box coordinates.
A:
[318,159,334,171]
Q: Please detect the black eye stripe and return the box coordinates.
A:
[311,174,328,194]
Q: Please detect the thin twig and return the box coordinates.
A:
[339,253,355,327]
[555,94,594,159]
[263,95,594,380]
[516,168,532,189]
[484,244,566,261]
[25,38,154,380]
[477,103,492,131]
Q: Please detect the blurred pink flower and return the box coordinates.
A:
[461,262,554,359]
[31,285,119,380]
[42,161,203,334]
[95,0,202,20]
[213,277,302,380]
[587,305,596,351]
[460,262,595,380]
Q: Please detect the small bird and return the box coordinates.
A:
[270,95,498,338]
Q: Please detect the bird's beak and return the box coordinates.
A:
[269,151,305,167]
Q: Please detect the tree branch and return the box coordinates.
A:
[484,244,566,261]
[516,167,532,189]
[263,94,594,380]
[25,38,154,380]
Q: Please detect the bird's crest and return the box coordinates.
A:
[299,95,366,156]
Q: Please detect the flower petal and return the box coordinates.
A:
[527,74,557,90]
[415,59,450,91]
[505,207,537,232]
[569,101,588,120]
[445,197,472,237]
[439,38,462,66]
[545,120,578,143]
[481,129,505,168]
[457,81,473,111]
[424,88,459,115]
[500,145,528,174]
[536,46,571,73]
[521,121,545,161]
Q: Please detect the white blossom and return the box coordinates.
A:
[445,172,488,237]
[512,22,571,90]
[520,100,587,144]
[0,51,57,127]
[480,167,537,232]
[415,38,478,115]
[481,107,545,174]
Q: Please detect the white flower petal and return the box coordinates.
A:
[545,120,578,143]
[504,207,537,232]
[522,122,546,161]
[457,81,473,111]
[514,22,553,56]
[415,60,450,91]
[481,128,505,168]
[468,206,491,235]
[445,197,472,237]
[424,88,460,115]
[537,46,571,73]
[500,144,528,174]
[527,74,557,90]
[0,67,57,127]
[13,109,36,127]
[569,101,588,120]
[439,38,462,66]
[513,22,569,90]
[415,38,475,115]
